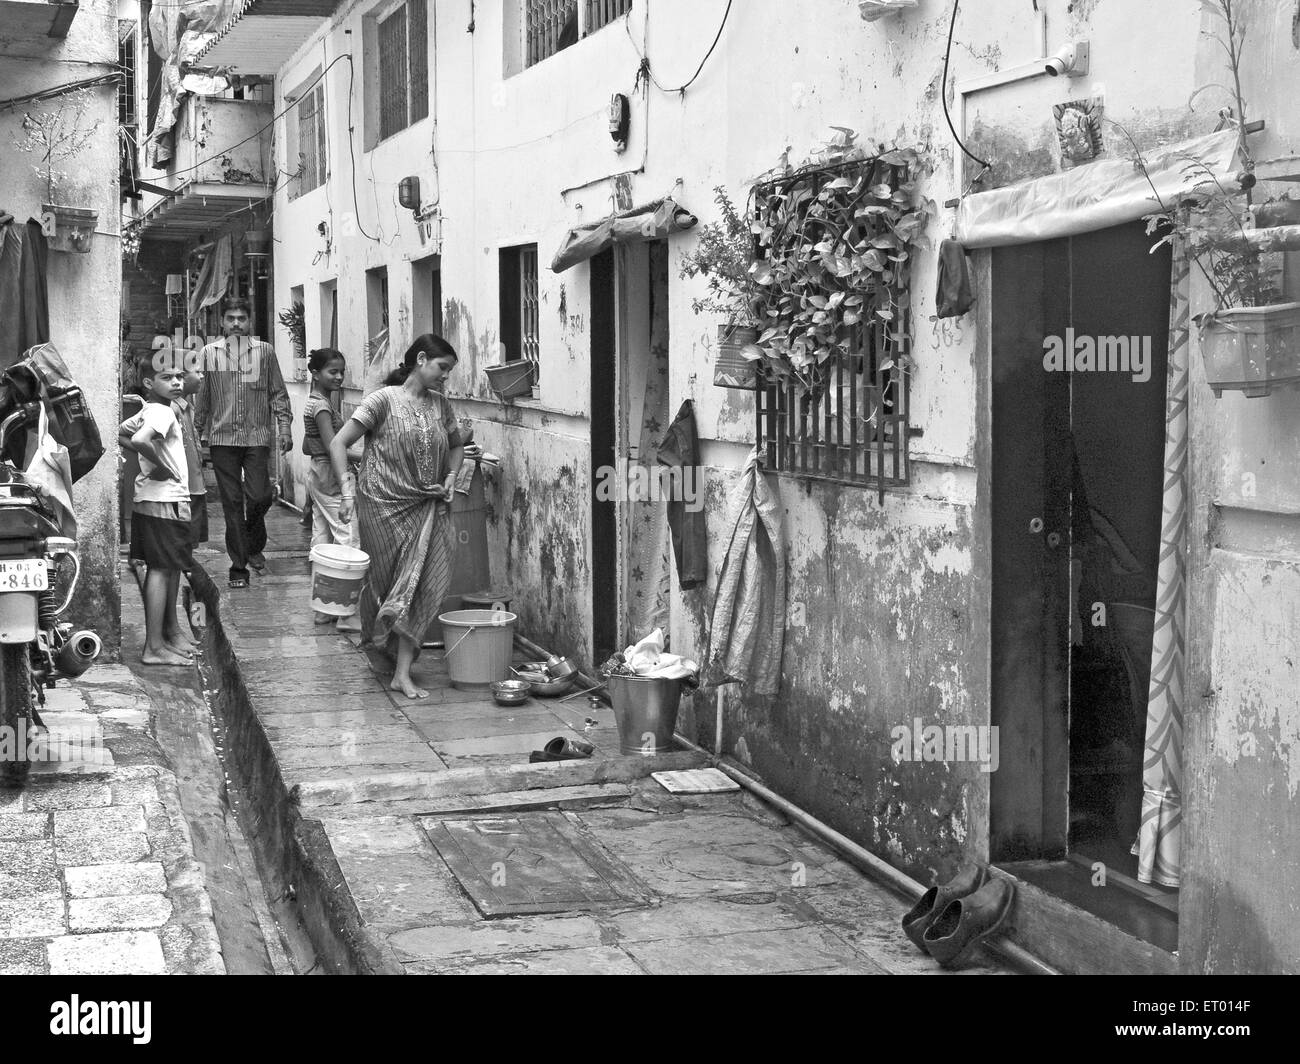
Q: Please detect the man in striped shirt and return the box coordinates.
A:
[194,297,293,587]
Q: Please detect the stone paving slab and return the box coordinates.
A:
[212,564,1018,976]
[0,664,226,976]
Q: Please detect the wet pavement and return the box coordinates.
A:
[194,499,1016,976]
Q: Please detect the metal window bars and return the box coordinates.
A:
[520,245,541,367]
[586,0,633,33]
[408,0,429,124]
[296,85,326,194]
[378,6,409,140]
[527,0,577,66]
[751,157,917,504]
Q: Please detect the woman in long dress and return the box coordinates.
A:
[332,334,465,699]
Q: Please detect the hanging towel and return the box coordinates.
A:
[935,238,974,318]
[656,399,707,590]
[187,234,232,319]
[0,218,22,370]
[702,449,786,695]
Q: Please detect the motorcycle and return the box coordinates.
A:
[0,344,104,786]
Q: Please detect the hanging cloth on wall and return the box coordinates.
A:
[935,239,975,318]
[187,234,232,319]
[1131,232,1190,889]
[1,219,51,371]
[550,198,697,273]
[702,449,786,695]
[656,399,707,591]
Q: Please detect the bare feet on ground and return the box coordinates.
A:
[389,677,429,699]
[164,639,195,658]
[142,648,193,666]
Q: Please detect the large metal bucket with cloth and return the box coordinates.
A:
[602,628,698,755]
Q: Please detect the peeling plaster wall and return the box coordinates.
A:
[272,0,1300,939]
[1,2,122,653]
[1182,0,1300,975]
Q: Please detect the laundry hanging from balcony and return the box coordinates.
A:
[145,0,237,166]
[550,198,698,273]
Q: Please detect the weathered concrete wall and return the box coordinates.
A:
[1,1,123,653]
[1182,0,1300,975]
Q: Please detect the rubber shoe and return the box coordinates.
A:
[901,861,988,951]
[922,879,1016,968]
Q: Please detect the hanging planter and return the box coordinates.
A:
[485,360,534,401]
[714,324,761,389]
[41,204,98,254]
[1199,302,1300,398]
[244,228,270,255]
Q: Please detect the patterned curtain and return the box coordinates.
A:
[1133,231,1189,887]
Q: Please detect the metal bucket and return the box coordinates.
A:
[607,674,683,755]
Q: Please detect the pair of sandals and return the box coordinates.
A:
[528,737,594,763]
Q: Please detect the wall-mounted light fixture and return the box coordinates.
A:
[398,175,421,212]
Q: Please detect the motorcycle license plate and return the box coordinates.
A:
[0,559,47,592]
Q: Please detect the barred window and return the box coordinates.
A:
[527,0,578,66]
[585,0,633,33]
[378,0,429,141]
[752,159,918,503]
[117,20,137,127]
[294,84,327,196]
[499,243,541,376]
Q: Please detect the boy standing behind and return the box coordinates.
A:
[175,367,208,556]
[120,353,195,666]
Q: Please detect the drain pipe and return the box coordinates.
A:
[669,732,1059,977]
[512,633,1056,975]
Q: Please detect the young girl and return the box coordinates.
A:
[304,348,363,627]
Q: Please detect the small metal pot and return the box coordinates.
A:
[544,654,579,682]
[491,679,531,706]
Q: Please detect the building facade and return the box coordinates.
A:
[153,0,1300,974]
[2,0,123,650]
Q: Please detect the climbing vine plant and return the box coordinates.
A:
[748,131,932,392]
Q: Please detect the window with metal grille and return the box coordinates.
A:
[499,244,541,377]
[585,0,633,33]
[526,0,578,66]
[751,159,918,503]
[118,20,137,127]
[378,0,429,140]
[294,84,327,196]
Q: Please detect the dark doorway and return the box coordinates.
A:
[590,248,618,665]
[991,221,1172,887]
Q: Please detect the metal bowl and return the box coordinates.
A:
[513,663,574,697]
[491,679,531,706]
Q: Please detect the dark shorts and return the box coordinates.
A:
[190,493,209,545]
[130,506,194,571]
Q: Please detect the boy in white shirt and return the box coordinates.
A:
[119,353,194,666]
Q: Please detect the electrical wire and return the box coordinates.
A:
[0,73,120,112]
[623,0,733,97]
[343,54,381,242]
[941,0,992,172]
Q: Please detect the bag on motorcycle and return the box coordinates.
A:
[3,343,105,483]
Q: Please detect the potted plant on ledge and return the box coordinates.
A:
[679,186,764,389]
[14,87,102,255]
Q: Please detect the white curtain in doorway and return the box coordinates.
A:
[1133,233,1189,887]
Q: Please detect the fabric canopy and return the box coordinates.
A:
[954,128,1241,249]
[550,197,697,273]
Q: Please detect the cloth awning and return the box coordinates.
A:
[550,197,697,273]
[954,128,1241,249]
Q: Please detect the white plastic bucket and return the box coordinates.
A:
[438,609,517,690]
[309,544,370,616]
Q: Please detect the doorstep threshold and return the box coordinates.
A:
[993,860,1179,974]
